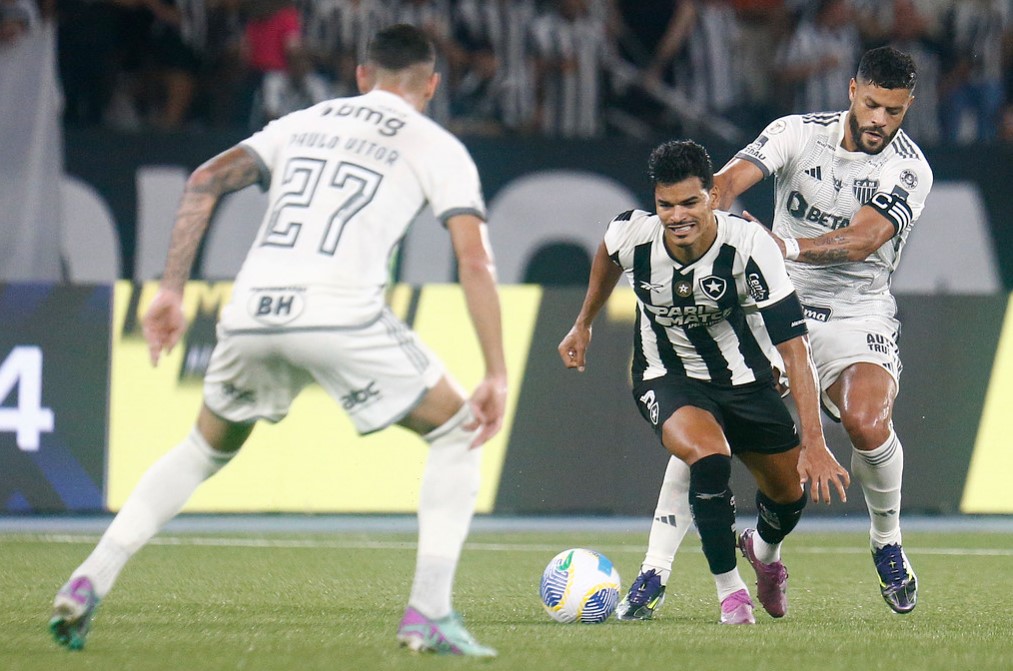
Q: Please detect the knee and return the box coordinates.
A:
[840,406,891,450]
[763,480,804,504]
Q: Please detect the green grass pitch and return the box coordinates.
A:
[3,525,1011,671]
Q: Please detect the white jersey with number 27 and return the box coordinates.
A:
[735,111,933,320]
[225,89,486,330]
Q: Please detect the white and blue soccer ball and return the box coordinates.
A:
[539,548,621,623]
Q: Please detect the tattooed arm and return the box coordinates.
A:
[142,146,262,365]
[740,204,895,266]
[160,146,263,292]
[776,204,897,266]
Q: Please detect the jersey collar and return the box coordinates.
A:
[363,89,415,113]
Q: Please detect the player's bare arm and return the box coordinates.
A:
[143,146,260,366]
[775,335,850,504]
[559,241,623,372]
[160,146,262,293]
[713,158,764,211]
[787,206,896,265]
[447,213,508,447]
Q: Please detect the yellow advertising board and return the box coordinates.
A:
[962,293,1013,513]
[108,281,541,513]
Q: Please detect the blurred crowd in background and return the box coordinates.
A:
[5,0,1013,145]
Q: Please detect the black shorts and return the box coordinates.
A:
[632,376,798,455]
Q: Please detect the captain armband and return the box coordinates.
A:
[867,191,913,234]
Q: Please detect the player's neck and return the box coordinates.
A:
[841,115,860,152]
[369,83,429,113]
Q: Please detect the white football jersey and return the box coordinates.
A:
[604,209,806,387]
[225,89,486,329]
[735,111,933,320]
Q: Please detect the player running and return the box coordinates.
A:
[559,139,849,625]
[619,46,932,620]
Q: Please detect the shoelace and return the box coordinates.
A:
[875,546,906,584]
[628,570,662,605]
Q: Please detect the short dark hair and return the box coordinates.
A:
[366,24,435,71]
[856,46,917,91]
[648,140,714,190]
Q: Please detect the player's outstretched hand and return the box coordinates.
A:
[558,325,591,372]
[741,209,765,226]
[466,374,508,448]
[142,289,187,367]
[798,441,851,504]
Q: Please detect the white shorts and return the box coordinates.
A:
[806,313,902,421]
[203,308,444,434]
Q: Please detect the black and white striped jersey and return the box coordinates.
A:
[527,7,608,138]
[735,111,933,320]
[452,0,538,130]
[775,19,860,113]
[604,209,807,387]
[676,2,741,114]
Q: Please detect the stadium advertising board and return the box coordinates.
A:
[2,280,1011,515]
[107,281,540,513]
[0,284,109,512]
[962,293,1013,513]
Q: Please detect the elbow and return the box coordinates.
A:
[184,166,220,196]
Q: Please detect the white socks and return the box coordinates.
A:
[641,456,693,584]
[72,429,234,598]
[851,430,904,549]
[409,405,482,619]
[714,568,749,602]
[752,533,781,564]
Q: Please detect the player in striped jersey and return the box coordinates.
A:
[559,140,849,625]
[624,46,929,618]
[49,25,504,657]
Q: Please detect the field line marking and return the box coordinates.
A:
[6,534,1013,556]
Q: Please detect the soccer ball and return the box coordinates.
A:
[539,548,621,623]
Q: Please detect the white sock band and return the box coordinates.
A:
[851,430,904,548]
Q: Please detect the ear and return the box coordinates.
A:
[848,78,857,102]
[356,64,374,94]
[709,183,721,209]
[425,71,440,101]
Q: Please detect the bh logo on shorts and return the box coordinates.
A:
[248,289,306,326]
[639,390,660,425]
